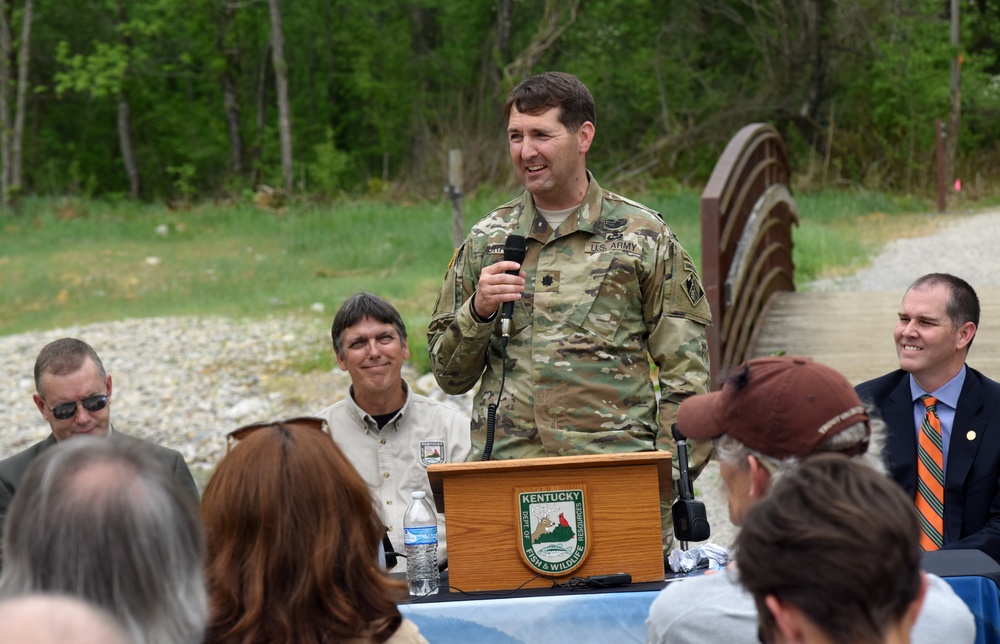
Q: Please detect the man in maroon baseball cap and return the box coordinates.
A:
[646,355,974,644]
[678,355,873,523]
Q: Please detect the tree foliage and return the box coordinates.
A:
[0,0,997,204]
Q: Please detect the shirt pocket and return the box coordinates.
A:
[568,255,641,343]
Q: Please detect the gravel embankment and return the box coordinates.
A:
[0,316,472,474]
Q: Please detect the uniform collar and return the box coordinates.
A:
[522,171,603,243]
[346,381,414,433]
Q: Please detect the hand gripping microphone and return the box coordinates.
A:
[500,234,526,343]
[483,233,526,461]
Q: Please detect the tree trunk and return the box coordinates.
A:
[268,0,292,193]
[798,0,826,124]
[945,0,961,190]
[0,0,11,207]
[218,4,242,176]
[251,41,270,188]
[114,0,138,199]
[118,97,139,198]
[11,0,32,193]
[496,0,512,89]
[222,71,242,176]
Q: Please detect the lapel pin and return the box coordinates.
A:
[967,430,977,441]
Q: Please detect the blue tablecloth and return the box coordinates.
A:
[401,576,1000,644]
[401,588,657,643]
[948,576,1000,644]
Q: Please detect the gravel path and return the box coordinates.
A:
[3,207,998,547]
[809,208,1000,291]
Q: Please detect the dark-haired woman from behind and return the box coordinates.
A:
[201,417,427,644]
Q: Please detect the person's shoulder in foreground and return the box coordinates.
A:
[0,436,56,493]
[646,565,975,644]
[0,594,133,644]
[111,431,199,499]
[646,571,756,642]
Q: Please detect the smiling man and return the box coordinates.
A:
[0,338,199,567]
[427,71,712,547]
[317,292,470,571]
[856,273,1000,562]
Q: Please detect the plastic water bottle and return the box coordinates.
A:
[403,490,440,596]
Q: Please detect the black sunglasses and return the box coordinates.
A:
[48,394,108,421]
[226,416,331,453]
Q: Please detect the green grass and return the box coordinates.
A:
[792,190,932,283]
[2,193,522,373]
[0,188,955,373]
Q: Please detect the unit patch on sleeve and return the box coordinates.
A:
[683,272,705,307]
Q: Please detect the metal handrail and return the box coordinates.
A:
[700,124,799,389]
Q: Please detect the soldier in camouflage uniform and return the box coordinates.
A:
[426,71,712,544]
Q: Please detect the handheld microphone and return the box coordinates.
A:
[500,234,526,342]
[484,233,526,461]
[671,423,711,548]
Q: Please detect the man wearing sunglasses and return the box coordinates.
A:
[0,338,199,562]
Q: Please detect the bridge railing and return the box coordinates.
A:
[700,123,800,389]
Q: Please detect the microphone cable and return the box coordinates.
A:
[482,338,509,461]
[483,233,524,462]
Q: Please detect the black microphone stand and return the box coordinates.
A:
[672,423,711,549]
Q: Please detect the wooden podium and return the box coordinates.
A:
[427,451,671,591]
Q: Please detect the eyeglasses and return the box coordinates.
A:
[48,395,109,421]
[226,416,331,453]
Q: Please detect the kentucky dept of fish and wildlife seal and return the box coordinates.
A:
[517,488,590,575]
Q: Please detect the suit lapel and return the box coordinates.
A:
[884,374,919,496]
[946,370,987,540]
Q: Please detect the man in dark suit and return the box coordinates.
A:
[0,338,199,559]
[856,273,1000,562]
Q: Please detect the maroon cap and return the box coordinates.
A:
[678,356,870,459]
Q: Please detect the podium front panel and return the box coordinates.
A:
[430,453,669,591]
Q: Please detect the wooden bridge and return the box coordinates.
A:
[749,289,1000,386]
[701,125,1000,387]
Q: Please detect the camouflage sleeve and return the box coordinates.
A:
[427,242,496,395]
[645,231,713,479]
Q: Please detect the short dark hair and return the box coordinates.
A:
[331,292,407,357]
[908,273,980,344]
[504,71,596,132]
[33,338,106,395]
[736,454,922,644]
[0,437,207,644]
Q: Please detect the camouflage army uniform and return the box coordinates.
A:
[428,172,711,459]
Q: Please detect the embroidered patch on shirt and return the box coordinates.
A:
[420,441,445,466]
[604,218,627,241]
[683,272,705,306]
[538,271,559,292]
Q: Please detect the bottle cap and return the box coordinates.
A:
[411,491,426,499]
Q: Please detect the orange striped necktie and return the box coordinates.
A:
[915,395,945,550]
